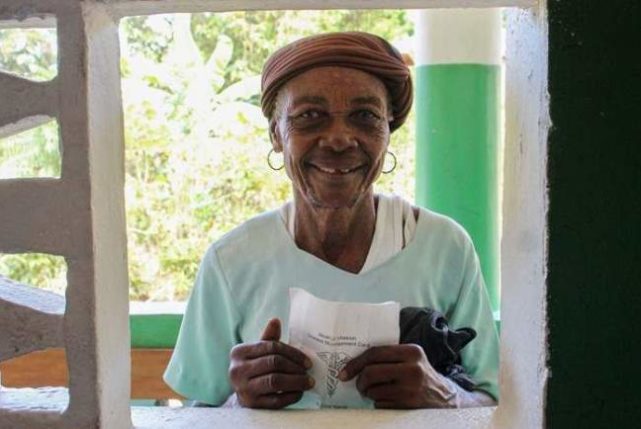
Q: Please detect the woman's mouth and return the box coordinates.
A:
[309,164,363,175]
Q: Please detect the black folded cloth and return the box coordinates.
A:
[399,307,477,391]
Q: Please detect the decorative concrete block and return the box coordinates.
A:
[0,0,64,21]
[0,180,83,256]
[0,277,64,362]
[0,1,131,427]
[0,73,57,131]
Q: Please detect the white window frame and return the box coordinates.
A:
[0,1,548,428]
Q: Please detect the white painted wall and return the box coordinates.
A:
[84,3,132,428]
[107,0,536,17]
[494,5,549,429]
[415,8,503,66]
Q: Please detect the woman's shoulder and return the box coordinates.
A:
[416,206,476,254]
[205,208,286,262]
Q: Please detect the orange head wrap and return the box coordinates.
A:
[261,31,413,132]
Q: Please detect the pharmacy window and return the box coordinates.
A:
[0,1,547,428]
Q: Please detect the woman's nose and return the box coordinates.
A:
[317,116,358,151]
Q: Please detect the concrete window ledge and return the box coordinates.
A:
[0,387,68,428]
[130,407,495,429]
[0,387,494,428]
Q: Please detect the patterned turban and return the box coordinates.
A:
[261,32,413,132]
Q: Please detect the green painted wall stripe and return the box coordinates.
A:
[130,313,182,348]
[415,64,501,312]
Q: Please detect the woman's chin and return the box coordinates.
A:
[307,190,367,210]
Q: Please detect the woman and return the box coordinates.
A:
[164,32,498,409]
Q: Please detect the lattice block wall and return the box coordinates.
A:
[0,1,131,427]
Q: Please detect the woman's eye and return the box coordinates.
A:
[289,109,326,129]
[298,110,323,120]
[352,110,381,123]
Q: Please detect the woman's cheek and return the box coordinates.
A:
[282,151,296,182]
[282,147,305,188]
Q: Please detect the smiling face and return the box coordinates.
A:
[270,67,392,209]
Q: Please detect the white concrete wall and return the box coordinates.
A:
[106,0,536,17]
[495,5,549,429]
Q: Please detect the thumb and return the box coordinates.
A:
[260,318,281,342]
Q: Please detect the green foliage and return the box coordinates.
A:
[0,11,415,302]
[0,120,61,178]
[0,30,61,179]
[0,253,67,295]
[0,28,57,81]
[189,10,413,91]
[121,16,174,65]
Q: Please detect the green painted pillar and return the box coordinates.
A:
[414,9,502,314]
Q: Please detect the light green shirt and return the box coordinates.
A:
[163,207,499,406]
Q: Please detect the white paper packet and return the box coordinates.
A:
[288,288,400,409]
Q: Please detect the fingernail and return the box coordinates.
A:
[304,358,312,369]
[308,376,315,388]
[338,370,347,381]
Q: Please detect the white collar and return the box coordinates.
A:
[279,194,417,274]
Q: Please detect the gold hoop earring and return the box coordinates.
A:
[267,148,285,171]
[382,150,397,174]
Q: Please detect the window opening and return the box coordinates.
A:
[119,9,417,405]
[0,348,69,396]
[0,252,66,295]
[120,10,416,305]
[0,118,61,179]
[0,3,549,427]
[0,24,57,82]
[0,256,68,410]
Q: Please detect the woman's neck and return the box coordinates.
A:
[293,191,377,273]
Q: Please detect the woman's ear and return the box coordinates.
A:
[269,119,283,152]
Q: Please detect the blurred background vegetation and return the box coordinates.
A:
[0,10,416,302]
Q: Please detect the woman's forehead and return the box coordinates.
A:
[280,66,389,107]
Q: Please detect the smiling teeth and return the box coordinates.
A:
[315,166,355,174]
[316,166,355,174]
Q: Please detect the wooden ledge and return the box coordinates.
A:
[0,348,183,400]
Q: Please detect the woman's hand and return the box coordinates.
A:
[338,344,459,409]
[228,318,314,409]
